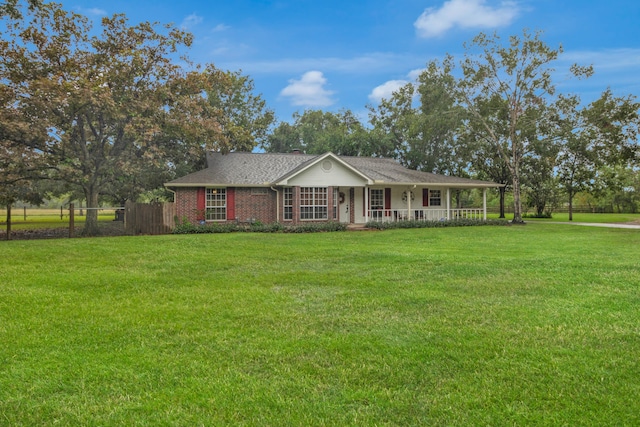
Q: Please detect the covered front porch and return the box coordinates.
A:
[342,185,496,224]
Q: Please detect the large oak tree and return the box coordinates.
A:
[1,3,238,235]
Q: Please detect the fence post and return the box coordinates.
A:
[69,203,74,238]
[60,205,63,220]
[24,206,27,221]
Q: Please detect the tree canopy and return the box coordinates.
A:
[1,3,271,234]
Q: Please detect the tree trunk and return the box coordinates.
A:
[568,191,574,221]
[511,167,525,224]
[498,187,506,218]
[4,204,10,241]
[82,187,101,236]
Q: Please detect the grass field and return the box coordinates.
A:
[1,224,639,425]
[0,208,119,231]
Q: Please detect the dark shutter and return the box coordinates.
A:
[422,188,429,207]
[226,187,235,220]
[197,188,206,220]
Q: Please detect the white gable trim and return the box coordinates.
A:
[274,152,373,186]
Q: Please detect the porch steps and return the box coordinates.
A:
[346,224,370,231]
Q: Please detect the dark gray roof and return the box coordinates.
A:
[165,151,501,187]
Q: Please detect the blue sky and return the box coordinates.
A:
[72,0,640,123]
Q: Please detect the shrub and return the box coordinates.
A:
[365,218,510,230]
[523,212,553,219]
[173,220,347,234]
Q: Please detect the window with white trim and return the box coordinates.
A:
[300,187,328,220]
[370,188,384,219]
[283,187,293,221]
[370,189,384,210]
[429,189,442,206]
[206,188,226,221]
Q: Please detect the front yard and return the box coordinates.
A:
[1,225,639,425]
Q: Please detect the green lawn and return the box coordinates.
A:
[1,225,639,425]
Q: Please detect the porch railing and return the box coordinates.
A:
[367,208,485,222]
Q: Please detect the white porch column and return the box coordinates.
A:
[446,188,451,220]
[407,188,411,220]
[483,188,487,220]
[364,187,369,223]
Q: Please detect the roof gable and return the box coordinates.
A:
[274,152,373,186]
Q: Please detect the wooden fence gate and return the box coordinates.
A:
[124,201,176,235]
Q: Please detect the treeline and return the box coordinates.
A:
[262,35,639,221]
[2,2,639,236]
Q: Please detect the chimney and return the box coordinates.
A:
[291,149,302,155]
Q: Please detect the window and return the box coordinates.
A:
[283,188,293,220]
[333,187,339,220]
[370,188,384,219]
[429,189,441,206]
[206,188,226,221]
[300,187,328,220]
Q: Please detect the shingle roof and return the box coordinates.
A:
[165,152,501,187]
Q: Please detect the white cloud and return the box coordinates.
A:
[368,68,426,104]
[75,7,107,17]
[280,71,336,107]
[368,80,409,103]
[181,13,203,30]
[414,0,519,38]
[212,23,230,32]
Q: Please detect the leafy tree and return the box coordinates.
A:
[594,165,639,213]
[0,0,40,18]
[264,109,375,156]
[0,70,49,238]
[522,138,561,216]
[551,95,599,220]
[368,58,466,174]
[456,30,592,223]
[586,89,639,169]
[551,90,639,219]
[205,67,275,152]
[459,96,512,217]
[1,4,234,235]
[263,121,301,153]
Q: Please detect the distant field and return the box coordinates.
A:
[1,225,639,425]
[0,208,118,230]
[487,212,640,223]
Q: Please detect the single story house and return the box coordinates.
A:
[164,151,503,226]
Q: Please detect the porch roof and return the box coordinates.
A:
[164,151,502,188]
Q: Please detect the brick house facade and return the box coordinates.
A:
[166,151,501,226]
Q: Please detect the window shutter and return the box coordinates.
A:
[385,188,391,216]
[422,188,429,207]
[197,188,206,219]
[227,187,235,220]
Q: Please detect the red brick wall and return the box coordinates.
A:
[175,187,277,224]
[174,188,200,224]
[234,188,277,223]
[174,186,339,225]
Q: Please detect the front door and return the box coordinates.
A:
[339,189,350,223]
